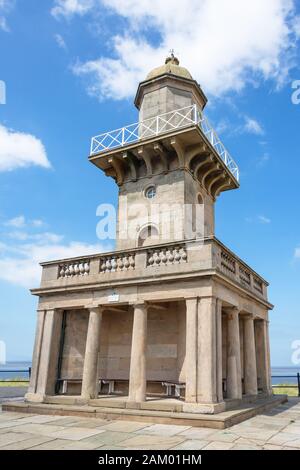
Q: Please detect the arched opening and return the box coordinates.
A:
[197,192,204,205]
[138,225,159,247]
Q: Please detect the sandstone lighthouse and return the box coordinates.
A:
[19,54,278,423]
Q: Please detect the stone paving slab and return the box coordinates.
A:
[0,432,38,447]
[117,434,185,450]
[176,427,215,440]
[0,436,56,450]
[66,418,111,428]
[135,423,191,437]
[49,427,106,441]
[98,420,150,433]
[0,398,299,450]
[202,441,234,450]
[80,431,133,447]
[172,439,208,450]
[30,439,75,450]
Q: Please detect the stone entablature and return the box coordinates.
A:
[90,119,239,198]
[35,237,269,304]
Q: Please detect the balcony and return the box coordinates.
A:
[90,105,239,183]
[34,238,268,302]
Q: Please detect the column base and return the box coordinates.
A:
[24,392,46,403]
[183,402,226,415]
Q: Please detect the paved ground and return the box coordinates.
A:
[0,398,299,450]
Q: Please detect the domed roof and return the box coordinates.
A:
[146,54,193,81]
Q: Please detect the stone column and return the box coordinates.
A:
[227,308,242,399]
[197,297,217,403]
[264,320,272,395]
[81,307,103,400]
[185,298,198,403]
[128,303,148,403]
[26,309,63,402]
[26,309,46,396]
[216,299,223,402]
[255,319,272,395]
[243,316,258,396]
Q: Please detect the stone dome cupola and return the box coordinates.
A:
[146,52,193,81]
[134,53,208,121]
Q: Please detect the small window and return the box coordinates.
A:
[144,185,156,199]
[138,225,159,247]
[197,193,204,205]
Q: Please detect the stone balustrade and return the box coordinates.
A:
[39,238,267,300]
[220,249,236,277]
[217,245,266,298]
[147,245,187,267]
[253,276,264,294]
[58,259,90,278]
[239,265,251,288]
[99,253,135,273]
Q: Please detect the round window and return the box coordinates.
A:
[145,186,156,199]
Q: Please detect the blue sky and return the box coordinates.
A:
[0,0,299,366]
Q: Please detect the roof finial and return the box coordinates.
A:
[165,49,179,66]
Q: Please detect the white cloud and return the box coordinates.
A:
[54,33,67,50]
[69,0,300,101]
[257,152,270,168]
[0,0,14,32]
[0,124,51,172]
[0,239,109,287]
[4,215,26,228]
[243,117,264,136]
[31,219,46,228]
[0,214,111,287]
[7,231,64,243]
[3,216,47,230]
[51,0,95,18]
[246,215,271,224]
[295,248,300,259]
[293,16,300,37]
[258,215,271,224]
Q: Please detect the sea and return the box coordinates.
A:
[0,362,299,385]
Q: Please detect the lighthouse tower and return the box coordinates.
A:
[90,53,239,251]
[22,55,275,420]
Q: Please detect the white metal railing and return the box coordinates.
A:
[90,104,239,182]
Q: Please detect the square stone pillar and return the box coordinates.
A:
[255,318,272,395]
[81,307,103,400]
[128,303,148,403]
[226,308,242,400]
[216,299,223,402]
[25,308,63,402]
[185,298,198,402]
[243,315,258,396]
[197,297,218,404]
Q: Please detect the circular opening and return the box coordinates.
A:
[144,185,157,200]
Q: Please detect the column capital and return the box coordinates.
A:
[244,313,255,321]
[85,305,105,314]
[227,306,240,319]
[185,297,198,306]
[199,296,217,306]
[130,301,148,310]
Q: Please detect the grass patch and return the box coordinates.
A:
[0,377,29,387]
[273,384,299,397]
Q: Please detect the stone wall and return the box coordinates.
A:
[139,86,193,122]
[99,310,134,381]
[60,309,89,381]
[147,301,186,382]
[98,302,186,390]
